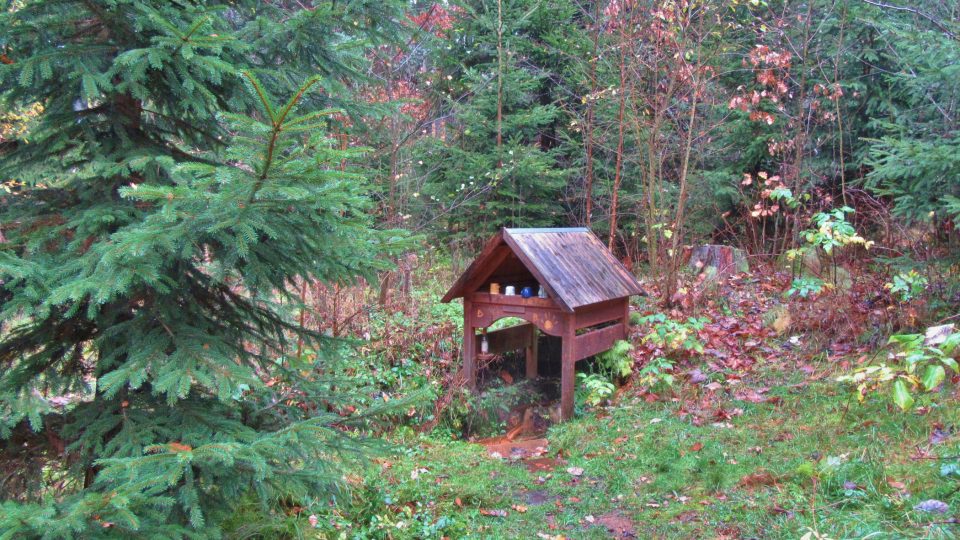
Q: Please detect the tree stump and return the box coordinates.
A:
[688,244,749,277]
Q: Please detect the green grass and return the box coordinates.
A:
[302,361,960,539]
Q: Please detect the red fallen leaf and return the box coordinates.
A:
[511,504,528,513]
[568,496,581,503]
[770,505,791,515]
[887,479,907,491]
[614,436,628,444]
[713,408,733,421]
[690,442,704,452]
[737,470,778,488]
[500,370,514,384]
[480,508,508,517]
[455,498,463,507]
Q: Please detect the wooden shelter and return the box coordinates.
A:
[442,227,644,420]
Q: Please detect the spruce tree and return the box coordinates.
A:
[0,1,404,537]
[415,0,569,247]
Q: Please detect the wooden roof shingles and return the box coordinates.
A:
[442,227,643,312]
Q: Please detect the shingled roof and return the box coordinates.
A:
[442,227,644,312]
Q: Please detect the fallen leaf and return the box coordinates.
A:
[690,442,704,452]
[737,470,778,488]
[512,504,528,513]
[480,508,508,517]
[566,466,584,476]
[887,479,907,491]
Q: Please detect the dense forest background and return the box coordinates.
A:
[1,0,959,538]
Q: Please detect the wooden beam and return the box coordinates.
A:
[471,292,556,309]
[560,314,576,420]
[473,323,534,355]
[442,230,505,303]
[459,245,513,296]
[463,298,476,389]
[573,323,626,362]
[526,325,538,379]
[573,299,626,330]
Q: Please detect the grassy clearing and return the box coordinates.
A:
[307,359,960,539]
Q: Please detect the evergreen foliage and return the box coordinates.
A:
[0,1,405,537]
[862,12,960,227]
[415,0,569,246]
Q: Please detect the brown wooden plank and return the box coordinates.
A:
[573,323,626,362]
[526,325,538,379]
[560,314,576,420]
[573,299,626,330]
[471,303,566,337]
[471,292,557,309]
[464,298,476,389]
[474,323,534,354]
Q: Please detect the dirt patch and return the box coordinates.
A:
[523,489,557,506]
[595,510,637,539]
[736,469,779,490]
[524,456,565,473]
[478,436,548,458]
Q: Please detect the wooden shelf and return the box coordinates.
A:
[471,292,556,309]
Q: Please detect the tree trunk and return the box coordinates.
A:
[608,24,628,252]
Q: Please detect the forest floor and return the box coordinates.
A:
[339,368,960,539]
[305,267,960,539]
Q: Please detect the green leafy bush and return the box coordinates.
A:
[596,339,634,379]
[635,357,675,391]
[787,276,827,298]
[886,270,929,303]
[576,373,615,407]
[837,332,959,411]
[638,314,708,354]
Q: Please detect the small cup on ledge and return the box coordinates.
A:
[504,285,516,296]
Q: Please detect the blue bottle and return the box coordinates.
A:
[520,286,533,298]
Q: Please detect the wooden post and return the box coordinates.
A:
[623,298,631,338]
[560,315,576,420]
[464,299,476,389]
[525,325,538,379]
